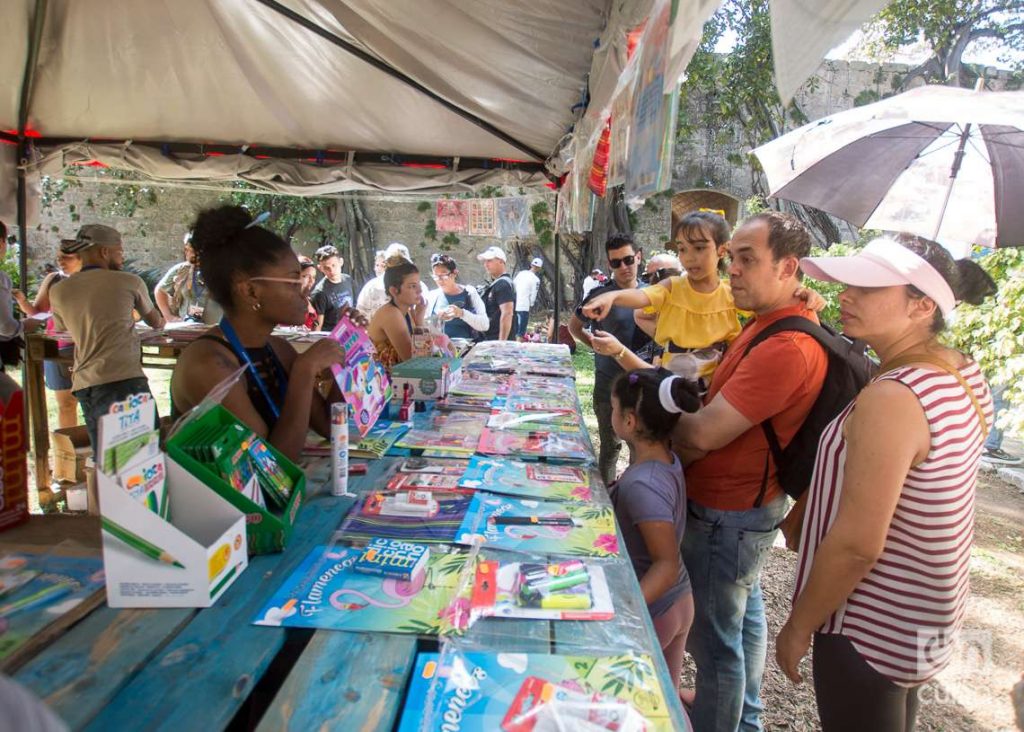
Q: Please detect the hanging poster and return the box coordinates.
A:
[625,0,678,198]
[436,200,468,233]
[468,199,497,236]
[495,198,532,239]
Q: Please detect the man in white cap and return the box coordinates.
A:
[512,257,544,340]
[582,268,604,299]
[50,224,165,449]
[476,246,515,341]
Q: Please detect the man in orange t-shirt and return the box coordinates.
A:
[671,212,827,732]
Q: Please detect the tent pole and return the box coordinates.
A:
[16,0,48,289]
[252,0,547,163]
[553,193,561,339]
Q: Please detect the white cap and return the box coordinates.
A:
[384,242,411,260]
[531,257,544,267]
[477,246,507,262]
[801,237,956,318]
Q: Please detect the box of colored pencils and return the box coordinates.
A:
[98,455,248,608]
[165,405,306,555]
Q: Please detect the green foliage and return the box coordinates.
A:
[224,184,341,248]
[440,232,460,250]
[416,200,432,213]
[531,201,554,248]
[945,248,1024,437]
[863,0,1024,87]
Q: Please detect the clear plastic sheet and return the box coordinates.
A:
[399,641,677,731]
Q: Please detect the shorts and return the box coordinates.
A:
[43,349,74,390]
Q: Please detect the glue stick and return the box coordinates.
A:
[330,402,351,497]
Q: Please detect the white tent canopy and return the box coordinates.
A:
[1,0,886,203]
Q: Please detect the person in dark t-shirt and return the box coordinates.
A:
[310,244,354,331]
[476,246,515,341]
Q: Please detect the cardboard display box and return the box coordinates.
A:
[51,425,91,483]
[99,457,248,608]
[0,373,28,532]
[166,405,306,555]
[390,356,463,401]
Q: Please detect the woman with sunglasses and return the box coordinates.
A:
[425,253,489,340]
[171,205,353,462]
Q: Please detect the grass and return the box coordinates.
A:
[572,347,597,439]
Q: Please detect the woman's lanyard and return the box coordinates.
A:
[219,318,287,421]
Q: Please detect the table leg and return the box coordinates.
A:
[25,341,51,501]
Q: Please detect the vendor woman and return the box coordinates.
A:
[170,205,351,462]
[367,255,426,371]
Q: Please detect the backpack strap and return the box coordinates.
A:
[740,317,831,507]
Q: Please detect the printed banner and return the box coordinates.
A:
[495,198,532,239]
[436,200,468,233]
[468,199,497,237]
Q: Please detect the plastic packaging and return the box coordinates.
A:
[330,402,353,497]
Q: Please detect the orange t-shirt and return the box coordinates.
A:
[685,305,828,511]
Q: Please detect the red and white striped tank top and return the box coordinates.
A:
[794,361,992,686]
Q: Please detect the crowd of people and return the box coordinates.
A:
[572,211,1004,732]
[1,202,1019,731]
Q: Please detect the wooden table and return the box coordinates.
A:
[25,333,187,493]
[6,457,690,731]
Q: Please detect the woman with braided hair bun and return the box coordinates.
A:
[171,205,362,462]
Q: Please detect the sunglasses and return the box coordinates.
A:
[608,254,637,269]
[250,276,305,287]
[640,267,682,285]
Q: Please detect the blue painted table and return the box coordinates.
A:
[12,444,689,730]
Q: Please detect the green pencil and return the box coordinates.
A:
[102,517,185,569]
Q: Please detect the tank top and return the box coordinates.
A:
[170,334,287,428]
[794,362,992,686]
[429,288,475,339]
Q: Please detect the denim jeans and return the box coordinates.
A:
[514,311,530,339]
[73,377,156,450]
[985,385,1006,451]
[593,381,622,486]
[682,495,787,732]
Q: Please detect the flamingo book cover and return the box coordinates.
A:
[251,544,466,634]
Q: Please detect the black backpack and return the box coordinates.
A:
[741,317,877,506]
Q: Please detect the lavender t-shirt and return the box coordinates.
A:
[610,455,691,618]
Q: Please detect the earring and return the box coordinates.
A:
[252,302,262,312]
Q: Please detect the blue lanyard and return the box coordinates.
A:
[218,318,287,421]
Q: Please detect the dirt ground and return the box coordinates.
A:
[673,472,1024,732]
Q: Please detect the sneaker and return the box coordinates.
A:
[982,448,1023,466]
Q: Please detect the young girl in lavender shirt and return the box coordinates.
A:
[609,368,701,698]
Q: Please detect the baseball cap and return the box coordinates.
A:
[59,239,79,255]
[477,246,507,262]
[64,224,122,253]
[591,268,602,275]
[531,257,543,267]
[801,237,955,318]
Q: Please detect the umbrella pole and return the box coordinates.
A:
[932,123,972,241]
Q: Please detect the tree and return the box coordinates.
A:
[864,0,1024,89]
[677,0,843,243]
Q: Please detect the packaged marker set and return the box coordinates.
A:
[175,422,294,510]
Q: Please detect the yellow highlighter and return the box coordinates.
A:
[539,593,592,610]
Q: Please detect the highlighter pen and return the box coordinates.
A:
[490,516,578,527]
[523,560,586,583]
[529,572,590,593]
[540,593,592,610]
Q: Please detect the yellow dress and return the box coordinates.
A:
[641,277,745,382]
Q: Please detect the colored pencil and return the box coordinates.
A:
[102,517,185,568]
[0,583,73,618]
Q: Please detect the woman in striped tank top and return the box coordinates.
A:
[775,235,997,731]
